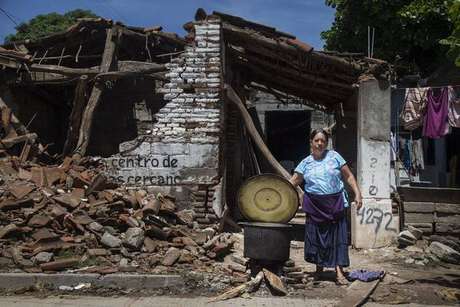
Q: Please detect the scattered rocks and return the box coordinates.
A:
[398,230,417,246]
[162,247,181,266]
[230,254,249,266]
[101,232,122,248]
[88,222,104,232]
[428,241,460,264]
[87,248,110,257]
[123,227,145,250]
[178,250,195,264]
[407,225,423,240]
[404,246,424,253]
[143,237,158,253]
[32,252,53,264]
[428,235,460,253]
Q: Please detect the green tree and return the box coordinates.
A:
[5,9,98,43]
[440,1,460,67]
[321,0,454,76]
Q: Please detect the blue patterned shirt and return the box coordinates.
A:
[294,150,349,207]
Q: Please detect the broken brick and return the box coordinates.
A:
[40,257,80,271]
[27,214,51,227]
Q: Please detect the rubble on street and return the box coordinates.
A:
[0,150,239,278]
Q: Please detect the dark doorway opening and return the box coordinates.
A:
[265,110,311,174]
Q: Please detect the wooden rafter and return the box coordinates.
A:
[228,47,353,91]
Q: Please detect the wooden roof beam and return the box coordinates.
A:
[222,22,363,73]
[26,60,166,77]
[228,47,353,91]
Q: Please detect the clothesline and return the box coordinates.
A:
[392,84,460,90]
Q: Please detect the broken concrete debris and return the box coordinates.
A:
[398,230,417,246]
[0,154,237,275]
[428,242,460,265]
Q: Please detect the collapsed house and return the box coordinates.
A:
[0,10,403,249]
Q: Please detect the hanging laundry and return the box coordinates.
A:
[400,88,428,131]
[390,132,397,162]
[423,87,449,139]
[448,86,460,128]
[412,139,424,170]
[402,138,412,171]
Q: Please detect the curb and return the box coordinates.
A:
[0,273,184,290]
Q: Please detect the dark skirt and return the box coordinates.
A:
[304,215,349,268]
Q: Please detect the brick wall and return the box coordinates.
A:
[403,201,460,235]
[105,18,224,220]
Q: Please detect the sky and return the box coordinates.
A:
[0,0,335,50]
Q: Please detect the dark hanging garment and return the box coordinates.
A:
[423,88,449,139]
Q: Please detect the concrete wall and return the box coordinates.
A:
[352,79,399,248]
[252,92,331,137]
[104,18,224,224]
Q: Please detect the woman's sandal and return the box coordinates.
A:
[335,275,350,286]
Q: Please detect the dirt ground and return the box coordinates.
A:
[285,239,460,305]
[0,234,459,305]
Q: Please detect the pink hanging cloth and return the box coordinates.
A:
[423,87,449,139]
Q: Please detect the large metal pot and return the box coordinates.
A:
[239,222,292,261]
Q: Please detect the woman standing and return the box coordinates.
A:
[289,129,362,285]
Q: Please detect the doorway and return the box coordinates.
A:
[265,110,311,174]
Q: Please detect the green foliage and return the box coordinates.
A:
[4,9,98,43]
[439,1,460,66]
[322,0,454,76]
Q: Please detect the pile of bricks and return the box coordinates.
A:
[0,155,235,274]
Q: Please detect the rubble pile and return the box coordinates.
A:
[0,154,236,275]
[397,225,460,265]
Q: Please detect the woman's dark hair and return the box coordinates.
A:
[310,128,329,142]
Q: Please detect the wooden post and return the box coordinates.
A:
[225,85,304,201]
[74,27,119,157]
[226,85,290,179]
[62,75,88,155]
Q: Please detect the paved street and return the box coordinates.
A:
[0,296,336,307]
[0,295,449,307]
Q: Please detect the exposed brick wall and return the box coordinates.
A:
[403,201,460,236]
[155,19,222,144]
[104,17,224,223]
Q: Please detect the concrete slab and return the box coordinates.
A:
[0,273,183,290]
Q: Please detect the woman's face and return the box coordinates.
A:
[310,132,327,156]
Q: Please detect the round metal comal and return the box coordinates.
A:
[238,174,299,223]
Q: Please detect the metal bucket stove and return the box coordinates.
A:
[237,174,299,263]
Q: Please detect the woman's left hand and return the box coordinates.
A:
[354,195,363,210]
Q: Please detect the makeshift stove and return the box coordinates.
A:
[237,174,299,278]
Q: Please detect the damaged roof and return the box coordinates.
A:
[0,10,391,110]
[0,18,186,85]
[211,10,390,109]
